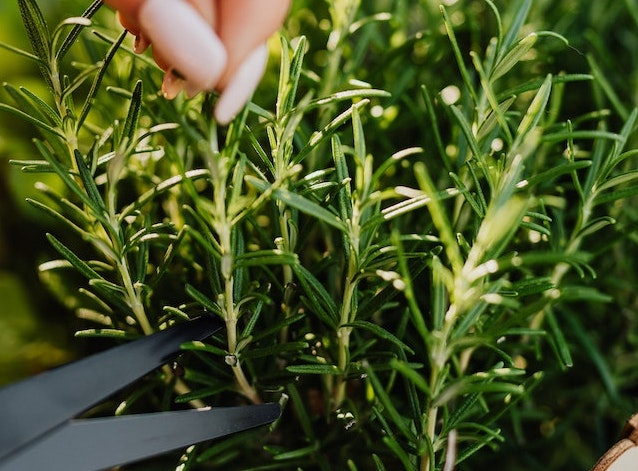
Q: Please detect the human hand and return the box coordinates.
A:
[103,0,291,124]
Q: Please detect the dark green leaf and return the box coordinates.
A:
[46,233,102,281]
[122,80,143,144]
[242,341,309,360]
[186,285,222,316]
[523,161,591,188]
[78,30,128,129]
[292,264,339,328]
[74,149,106,214]
[345,320,415,354]
[546,309,573,368]
[366,365,417,443]
[175,385,227,404]
[261,185,345,232]
[56,0,103,60]
[18,0,50,65]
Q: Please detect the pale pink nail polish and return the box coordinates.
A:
[214,45,269,125]
[140,0,227,91]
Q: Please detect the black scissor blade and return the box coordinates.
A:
[0,315,222,460]
[0,404,281,471]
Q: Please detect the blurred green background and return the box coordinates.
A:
[0,0,88,385]
[1,0,638,469]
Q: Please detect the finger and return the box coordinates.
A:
[139,0,227,91]
[102,0,144,34]
[185,0,216,27]
[104,0,217,50]
[214,44,268,124]
[216,0,290,88]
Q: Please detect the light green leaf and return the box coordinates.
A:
[286,364,341,375]
[294,100,370,165]
[277,35,306,119]
[523,161,591,188]
[75,329,138,340]
[0,103,63,138]
[491,33,537,81]
[305,88,390,111]
[2,84,57,127]
[119,169,210,220]
[512,74,552,152]
[0,40,42,63]
[500,0,532,53]
[332,135,353,223]
[597,170,638,193]
[576,216,616,239]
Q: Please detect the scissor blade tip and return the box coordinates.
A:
[263,402,282,419]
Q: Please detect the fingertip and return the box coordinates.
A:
[214,44,269,125]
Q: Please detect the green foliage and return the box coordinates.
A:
[2,0,638,470]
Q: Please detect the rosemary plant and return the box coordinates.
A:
[2,0,638,470]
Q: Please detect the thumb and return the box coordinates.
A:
[102,0,144,34]
[216,0,291,88]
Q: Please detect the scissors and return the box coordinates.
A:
[591,413,638,471]
[0,315,281,471]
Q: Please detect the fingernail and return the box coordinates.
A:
[184,82,203,99]
[214,44,269,125]
[140,0,227,90]
[134,33,150,54]
[162,70,185,99]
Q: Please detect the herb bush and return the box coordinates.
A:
[1,0,638,469]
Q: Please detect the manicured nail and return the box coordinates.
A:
[214,44,269,125]
[162,70,185,99]
[140,0,227,90]
[133,33,150,54]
